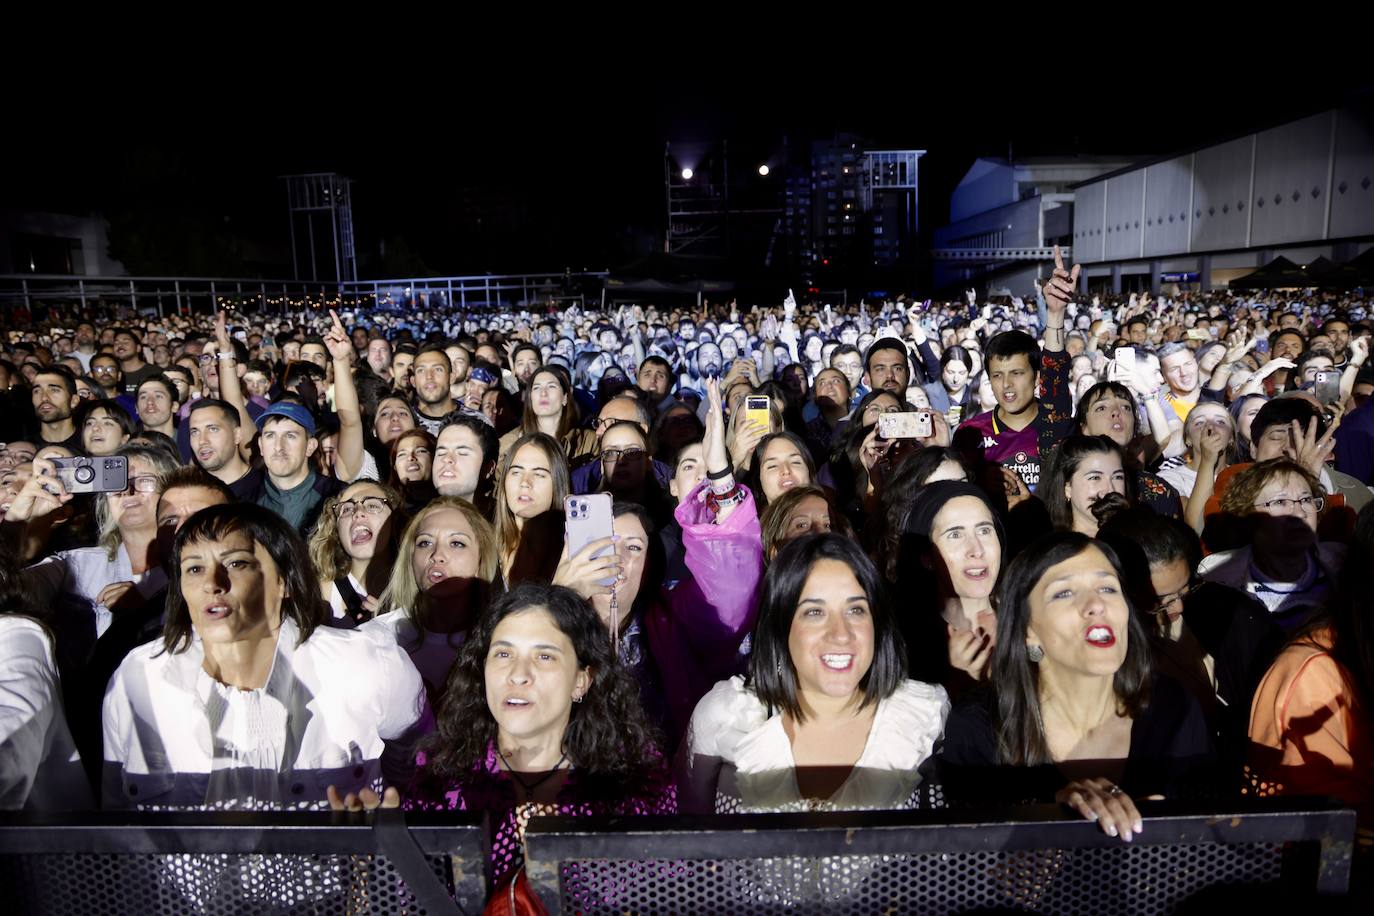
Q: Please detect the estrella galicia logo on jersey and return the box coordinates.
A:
[1014,451,1028,465]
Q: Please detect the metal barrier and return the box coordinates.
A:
[0,810,487,916]
[0,271,609,317]
[0,801,1356,914]
[523,799,1356,915]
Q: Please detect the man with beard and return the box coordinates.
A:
[365,337,393,382]
[188,398,263,502]
[71,322,98,373]
[111,328,158,396]
[412,346,457,435]
[30,367,83,452]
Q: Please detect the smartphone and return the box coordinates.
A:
[50,456,128,494]
[745,395,772,433]
[878,411,932,439]
[1113,346,1136,367]
[1186,329,1211,342]
[1313,370,1341,405]
[565,494,615,586]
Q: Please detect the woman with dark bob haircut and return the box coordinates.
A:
[395,584,675,894]
[941,532,1215,842]
[680,534,948,813]
[102,504,431,810]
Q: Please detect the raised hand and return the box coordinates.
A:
[323,310,353,362]
[1291,417,1337,476]
[702,377,729,475]
[1043,245,1082,315]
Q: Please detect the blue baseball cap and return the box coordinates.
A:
[254,401,316,436]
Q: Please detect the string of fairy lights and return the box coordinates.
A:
[213,291,399,310]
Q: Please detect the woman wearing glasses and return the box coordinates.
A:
[595,420,675,530]
[11,444,178,679]
[308,481,405,627]
[1200,458,1345,631]
[1096,506,1283,772]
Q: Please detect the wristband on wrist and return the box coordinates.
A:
[709,474,736,496]
[216,352,235,361]
[707,466,732,481]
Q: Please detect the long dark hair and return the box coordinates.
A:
[895,481,1007,684]
[747,534,907,723]
[422,584,662,793]
[745,431,816,510]
[1040,434,1128,531]
[873,445,976,578]
[991,532,1153,765]
[1071,381,1140,440]
[163,504,327,654]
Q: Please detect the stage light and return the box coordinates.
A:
[681,168,694,180]
[758,165,770,176]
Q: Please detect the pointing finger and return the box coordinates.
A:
[1054,244,1064,271]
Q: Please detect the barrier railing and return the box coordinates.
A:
[0,800,1356,915]
[0,810,487,915]
[523,799,1356,915]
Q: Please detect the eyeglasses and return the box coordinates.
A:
[334,497,393,519]
[1152,577,1201,613]
[126,476,160,494]
[599,447,646,463]
[1253,495,1324,513]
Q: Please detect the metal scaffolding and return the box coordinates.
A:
[281,173,358,283]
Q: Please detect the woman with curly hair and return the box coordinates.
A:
[387,584,675,897]
[308,480,405,627]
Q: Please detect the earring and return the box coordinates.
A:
[572,693,584,704]
[1027,644,1044,663]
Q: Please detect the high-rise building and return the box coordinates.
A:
[779,137,924,289]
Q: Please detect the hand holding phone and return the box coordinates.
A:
[745,395,773,434]
[561,494,618,592]
[878,411,932,440]
[51,456,128,494]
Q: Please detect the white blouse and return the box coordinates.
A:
[102,617,430,810]
[682,675,949,813]
[0,617,90,810]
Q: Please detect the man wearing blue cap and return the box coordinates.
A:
[253,400,347,533]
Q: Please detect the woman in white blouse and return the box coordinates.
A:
[0,551,89,810]
[14,444,178,672]
[102,503,430,810]
[679,534,948,813]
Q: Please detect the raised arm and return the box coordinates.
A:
[211,311,254,436]
[323,310,364,481]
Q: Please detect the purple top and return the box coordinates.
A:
[648,478,764,742]
[406,744,677,889]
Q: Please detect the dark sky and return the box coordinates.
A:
[4,51,1369,279]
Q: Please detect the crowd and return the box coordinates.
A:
[2,246,1373,901]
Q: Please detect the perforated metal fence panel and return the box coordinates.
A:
[1,851,460,916]
[0,812,487,916]
[525,802,1355,916]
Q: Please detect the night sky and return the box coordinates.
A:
[4,49,1369,283]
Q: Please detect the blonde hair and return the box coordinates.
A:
[308,479,404,586]
[96,444,179,560]
[493,432,570,562]
[381,496,499,621]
